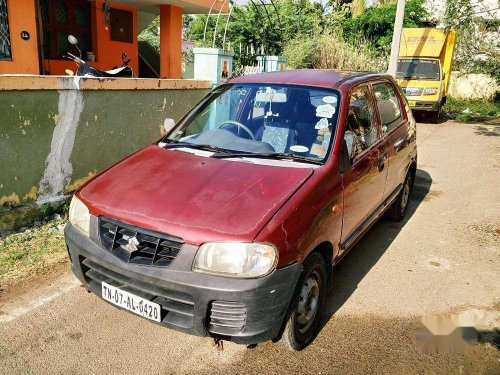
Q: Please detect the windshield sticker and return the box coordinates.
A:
[315,117,329,130]
[290,145,309,153]
[322,96,337,105]
[316,104,336,118]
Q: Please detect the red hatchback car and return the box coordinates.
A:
[65,70,417,350]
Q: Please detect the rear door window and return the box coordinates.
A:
[372,82,403,134]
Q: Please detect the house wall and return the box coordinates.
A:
[44,1,139,76]
[0,0,40,75]
[449,72,499,100]
[0,75,211,230]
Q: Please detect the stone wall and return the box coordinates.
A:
[449,73,499,100]
[0,76,211,230]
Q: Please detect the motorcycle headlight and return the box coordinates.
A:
[69,196,90,236]
[192,242,278,278]
[423,88,438,95]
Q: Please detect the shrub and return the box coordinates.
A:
[284,32,386,72]
[313,32,386,71]
[444,97,500,122]
[283,37,318,69]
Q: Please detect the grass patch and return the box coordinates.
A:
[0,217,68,285]
[444,97,500,123]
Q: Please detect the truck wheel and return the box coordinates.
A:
[387,172,413,222]
[429,106,442,123]
[281,253,327,351]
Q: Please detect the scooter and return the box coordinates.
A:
[64,35,134,78]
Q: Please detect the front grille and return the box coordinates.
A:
[414,102,434,109]
[80,257,195,328]
[209,301,247,333]
[98,216,183,267]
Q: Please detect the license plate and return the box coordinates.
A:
[101,282,161,322]
[408,101,416,107]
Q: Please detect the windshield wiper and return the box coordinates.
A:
[211,151,323,165]
[161,141,231,154]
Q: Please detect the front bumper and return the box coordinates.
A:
[65,221,301,344]
[407,100,440,112]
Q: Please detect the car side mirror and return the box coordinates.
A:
[163,118,176,135]
[338,138,351,174]
[442,72,446,80]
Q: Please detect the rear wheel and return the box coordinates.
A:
[387,172,413,221]
[281,253,327,351]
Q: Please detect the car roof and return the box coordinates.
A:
[227,69,388,89]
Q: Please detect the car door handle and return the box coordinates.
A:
[393,138,405,150]
[378,153,387,172]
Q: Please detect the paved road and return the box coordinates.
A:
[1,121,499,374]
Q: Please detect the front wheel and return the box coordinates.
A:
[428,105,442,123]
[281,253,327,351]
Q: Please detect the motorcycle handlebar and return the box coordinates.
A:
[65,52,85,65]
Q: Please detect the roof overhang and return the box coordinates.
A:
[112,0,228,14]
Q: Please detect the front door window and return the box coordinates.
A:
[373,82,403,134]
[343,85,378,161]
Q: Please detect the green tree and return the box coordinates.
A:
[188,0,325,55]
[444,0,500,83]
[138,17,160,51]
[337,0,428,55]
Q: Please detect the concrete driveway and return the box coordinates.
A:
[1,121,499,374]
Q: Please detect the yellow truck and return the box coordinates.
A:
[396,28,456,122]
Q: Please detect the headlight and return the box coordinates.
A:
[69,196,90,236]
[423,88,438,95]
[192,242,278,278]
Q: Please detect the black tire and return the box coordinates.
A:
[281,253,327,351]
[429,106,442,123]
[387,172,413,221]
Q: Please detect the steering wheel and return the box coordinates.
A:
[218,120,256,140]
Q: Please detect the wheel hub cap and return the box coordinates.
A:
[296,273,320,333]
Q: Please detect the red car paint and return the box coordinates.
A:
[78,145,313,248]
[76,70,417,269]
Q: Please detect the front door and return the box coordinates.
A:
[372,81,410,199]
[340,84,388,253]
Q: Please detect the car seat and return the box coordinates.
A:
[256,124,297,153]
[292,92,319,150]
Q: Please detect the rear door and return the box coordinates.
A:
[340,84,388,253]
[371,81,410,200]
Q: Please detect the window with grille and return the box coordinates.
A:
[40,0,92,59]
[0,0,11,60]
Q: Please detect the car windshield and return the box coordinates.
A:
[396,59,440,80]
[165,83,341,164]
